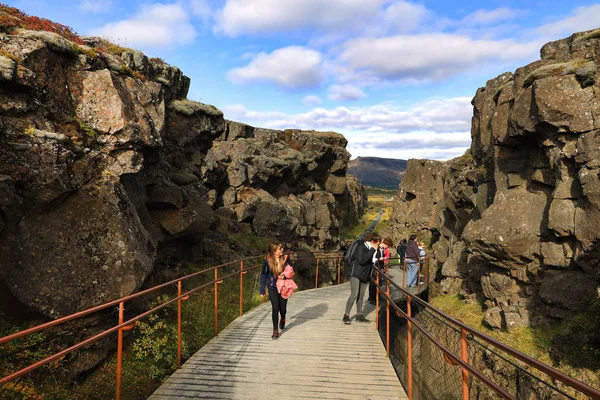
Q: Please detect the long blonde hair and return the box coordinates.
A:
[266,242,284,275]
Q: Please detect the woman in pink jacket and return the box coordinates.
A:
[260,243,295,339]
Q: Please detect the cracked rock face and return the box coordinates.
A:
[0,31,367,321]
[0,30,202,318]
[208,122,366,248]
[389,28,600,329]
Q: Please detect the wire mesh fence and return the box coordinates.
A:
[376,270,593,400]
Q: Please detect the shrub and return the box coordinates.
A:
[121,64,146,81]
[94,42,133,57]
[132,310,185,380]
[0,4,84,45]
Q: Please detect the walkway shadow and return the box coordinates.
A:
[286,303,328,330]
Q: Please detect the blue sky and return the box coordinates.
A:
[6,0,600,160]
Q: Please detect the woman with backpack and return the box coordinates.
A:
[343,233,381,324]
[260,242,295,339]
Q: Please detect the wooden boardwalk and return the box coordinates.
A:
[149,283,408,400]
[383,262,428,303]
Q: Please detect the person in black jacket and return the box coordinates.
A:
[343,233,381,324]
[397,239,407,266]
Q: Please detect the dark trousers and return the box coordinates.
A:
[368,281,377,302]
[268,288,287,330]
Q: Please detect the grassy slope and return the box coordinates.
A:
[340,188,396,241]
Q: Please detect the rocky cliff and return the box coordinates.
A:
[0,26,366,320]
[390,28,600,331]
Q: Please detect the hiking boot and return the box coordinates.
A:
[356,314,371,323]
[279,318,286,330]
[272,329,279,339]
[343,314,351,324]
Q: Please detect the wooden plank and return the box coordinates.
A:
[149,283,408,400]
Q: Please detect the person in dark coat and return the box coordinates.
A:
[397,239,407,267]
[343,233,381,324]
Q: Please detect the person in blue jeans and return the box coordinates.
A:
[404,234,420,287]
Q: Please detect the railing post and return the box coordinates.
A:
[177,281,190,369]
[177,281,182,368]
[407,294,413,400]
[425,255,430,284]
[375,269,380,329]
[337,257,341,285]
[417,259,422,292]
[214,269,224,336]
[386,271,390,358]
[403,259,406,288]
[116,301,124,400]
[239,261,247,317]
[461,327,469,400]
[315,258,319,288]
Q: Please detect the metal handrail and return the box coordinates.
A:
[0,252,343,399]
[372,264,600,400]
[0,255,266,346]
[2,252,598,400]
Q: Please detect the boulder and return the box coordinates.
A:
[0,185,155,317]
[440,241,467,277]
[484,307,503,329]
[463,187,547,265]
[481,273,515,300]
[539,271,597,312]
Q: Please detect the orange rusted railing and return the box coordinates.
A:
[2,251,599,400]
[372,263,600,400]
[0,252,344,400]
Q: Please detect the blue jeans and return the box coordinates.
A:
[406,259,419,286]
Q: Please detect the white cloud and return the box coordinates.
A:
[380,1,430,33]
[223,97,472,134]
[227,46,324,89]
[340,33,538,81]
[534,5,600,39]
[346,131,470,160]
[223,97,472,160]
[90,4,196,48]
[215,0,387,37]
[190,0,214,22]
[327,84,366,101]
[80,0,113,13]
[303,95,323,106]
[460,8,524,27]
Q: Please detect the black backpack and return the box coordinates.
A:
[343,240,362,266]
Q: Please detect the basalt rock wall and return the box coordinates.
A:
[0,30,366,321]
[390,28,600,330]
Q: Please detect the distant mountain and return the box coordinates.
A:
[348,157,407,189]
